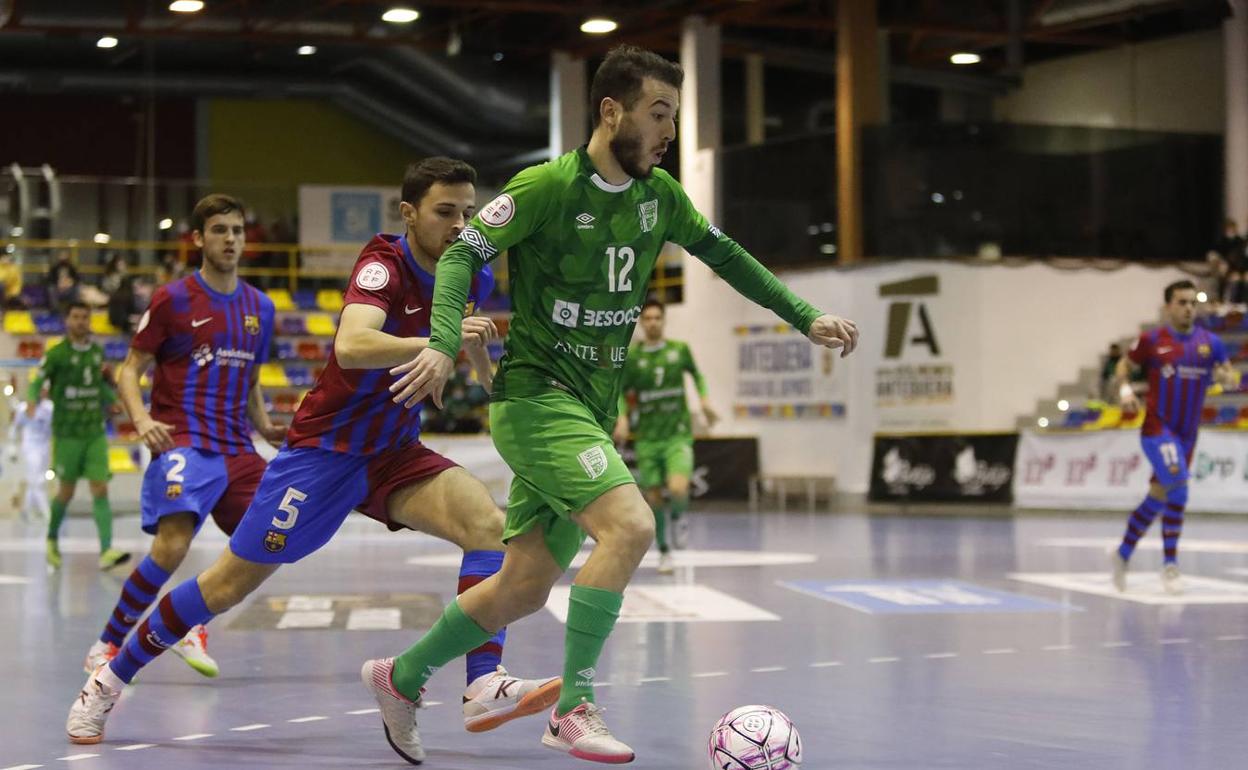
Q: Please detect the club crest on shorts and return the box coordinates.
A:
[165,483,183,500]
[578,445,609,480]
[244,314,261,335]
[264,530,287,553]
[638,199,658,233]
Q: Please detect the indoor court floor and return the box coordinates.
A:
[3,504,1247,769]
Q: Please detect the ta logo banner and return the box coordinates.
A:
[880,274,941,358]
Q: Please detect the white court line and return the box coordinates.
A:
[1102,641,1133,648]
[287,716,328,723]
[1216,635,1247,642]
[1159,638,1191,645]
[346,708,379,715]
[638,676,670,683]
[693,671,728,678]
[58,756,98,762]
[172,734,213,741]
[230,724,270,732]
[750,666,786,673]
[4,764,44,769]
[1042,644,1075,651]
[591,682,612,688]
[924,653,958,659]
[115,744,156,751]
[422,701,443,707]
[810,661,843,668]
[868,657,900,664]
[983,648,1017,655]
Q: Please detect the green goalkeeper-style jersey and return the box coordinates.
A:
[428,146,822,423]
[29,338,115,439]
[619,339,707,441]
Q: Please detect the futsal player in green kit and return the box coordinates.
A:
[34,300,130,570]
[384,45,859,764]
[614,299,716,574]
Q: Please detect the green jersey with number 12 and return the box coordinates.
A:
[428,147,822,422]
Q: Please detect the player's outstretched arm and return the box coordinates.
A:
[334,304,430,370]
[1215,360,1242,391]
[1113,355,1140,410]
[117,348,175,453]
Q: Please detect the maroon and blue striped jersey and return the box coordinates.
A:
[286,234,494,456]
[131,272,276,455]
[1129,325,1228,441]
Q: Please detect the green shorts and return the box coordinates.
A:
[634,437,694,489]
[491,390,636,571]
[52,434,112,484]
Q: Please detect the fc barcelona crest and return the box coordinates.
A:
[263,530,287,553]
[638,199,658,233]
[1198,343,1211,358]
[244,314,261,335]
[165,483,182,499]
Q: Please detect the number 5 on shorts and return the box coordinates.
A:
[271,487,307,530]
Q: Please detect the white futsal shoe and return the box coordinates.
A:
[361,657,425,765]
[657,551,675,575]
[83,640,119,674]
[67,664,123,744]
[542,699,635,764]
[1161,564,1184,595]
[170,625,219,677]
[462,665,562,732]
[1110,552,1129,593]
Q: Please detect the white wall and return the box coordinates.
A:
[665,259,1190,493]
[995,30,1225,134]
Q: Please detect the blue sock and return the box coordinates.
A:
[110,578,214,684]
[1162,484,1188,565]
[458,550,506,685]
[1118,496,1164,561]
[101,556,172,646]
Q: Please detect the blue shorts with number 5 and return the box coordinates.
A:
[1140,428,1195,487]
[228,443,457,564]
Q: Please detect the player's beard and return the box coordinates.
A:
[609,118,653,180]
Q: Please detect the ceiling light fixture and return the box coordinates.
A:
[169,0,205,12]
[950,52,981,65]
[297,45,317,55]
[382,7,420,23]
[580,18,618,34]
[97,36,119,49]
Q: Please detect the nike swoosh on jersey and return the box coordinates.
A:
[404,305,422,315]
[191,318,213,328]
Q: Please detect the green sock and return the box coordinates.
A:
[669,494,689,522]
[92,496,113,552]
[48,499,68,541]
[392,599,491,700]
[557,585,623,715]
[653,501,669,553]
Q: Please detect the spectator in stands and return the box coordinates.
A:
[0,252,24,309]
[47,255,82,313]
[1101,342,1122,400]
[104,255,143,335]
[155,252,185,286]
[1214,218,1247,304]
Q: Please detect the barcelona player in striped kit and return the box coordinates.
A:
[82,194,284,679]
[1111,280,1240,594]
[68,159,560,763]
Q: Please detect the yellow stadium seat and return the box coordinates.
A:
[90,312,118,335]
[3,311,35,335]
[259,363,289,388]
[306,313,337,336]
[1091,406,1122,430]
[45,335,63,349]
[108,446,138,474]
[266,289,295,311]
[316,290,343,313]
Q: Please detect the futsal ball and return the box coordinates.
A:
[708,704,802,769]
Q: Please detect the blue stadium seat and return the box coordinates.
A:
[34,313,65,334]
[280,315,308,336]
[1217,405,1238,425]
[275,340,297,360]
[293,289,318,311]
[104,341,128,360]
[285,366,314,387]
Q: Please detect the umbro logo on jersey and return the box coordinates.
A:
[192,317,213,328]
[575,212,596,229]
[405,305,422,315]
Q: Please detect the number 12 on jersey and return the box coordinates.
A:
[606,246,635,293]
